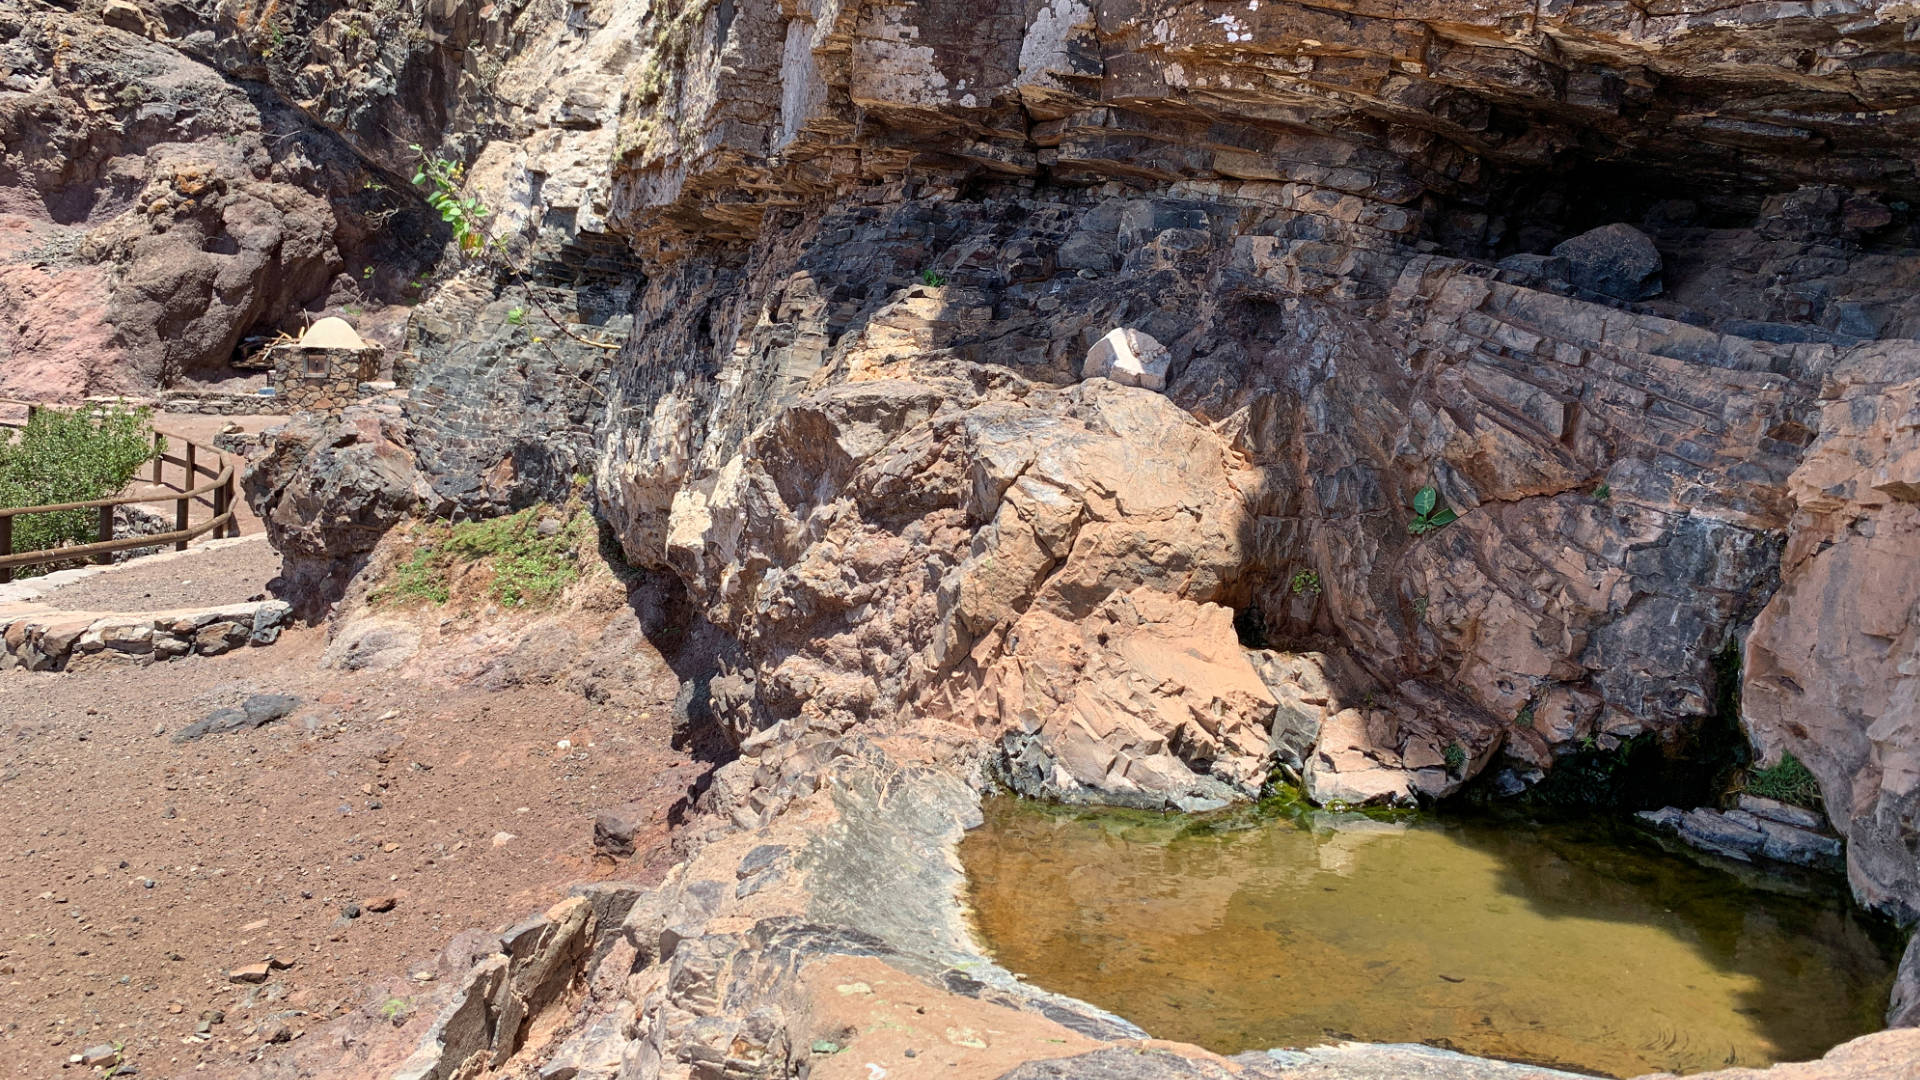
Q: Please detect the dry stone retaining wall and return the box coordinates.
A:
[0,600,292,672]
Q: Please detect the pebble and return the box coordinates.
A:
[228,962,271,984]
[492,832,515,847]
[364,896,397,913]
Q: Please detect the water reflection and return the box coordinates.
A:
[961,797,1899,1078]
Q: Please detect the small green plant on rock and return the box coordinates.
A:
[1406,485,1458,536]
[1592,482,1612,502]
[409,146,491,256]
[372,501,589,609]
[1743,752,1823,810]
[918,268,946,287]
[506,306,526,325]
[1442,742,1467,775]
[1289,568,1321,598]
[379,997,411,1025]
[1412,595,1430,620]
[1514,704,1535,729]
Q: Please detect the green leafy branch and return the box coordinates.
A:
[409,145,490,256]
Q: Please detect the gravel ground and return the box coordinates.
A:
[0,626,699,1078]
[17,535,282,613]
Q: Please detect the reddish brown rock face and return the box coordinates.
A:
[1745,350,1920,922]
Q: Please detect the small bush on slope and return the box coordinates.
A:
[0,404,160,577]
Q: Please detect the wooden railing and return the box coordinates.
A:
[0,422,239,584]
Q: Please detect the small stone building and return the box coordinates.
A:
[269,317,382,415]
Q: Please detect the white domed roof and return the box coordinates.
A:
[299,317,367,350]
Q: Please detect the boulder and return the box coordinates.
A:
[244,408,436,612]
[99,0,146,34]
[592,807,644,859]
[1550,223,1663,301]
[1082,328,1170,391]
[988,591,1277,811]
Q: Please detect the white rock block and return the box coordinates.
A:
[1082,327,1170,391]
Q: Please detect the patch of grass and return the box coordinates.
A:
[1743,752,1823,810]
[918,268,946,287]
[1442,742,1466,775]
[374,545,451,606]
[371,501,589,609]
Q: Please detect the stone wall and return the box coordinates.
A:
[0,599,293,672]
[269,345,383,416]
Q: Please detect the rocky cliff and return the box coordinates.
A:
[16,0,1920,1073]
[570,0,1920,906]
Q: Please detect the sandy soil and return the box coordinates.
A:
[0,621,697,1078]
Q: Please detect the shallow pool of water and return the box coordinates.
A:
[961,796,1899,1078]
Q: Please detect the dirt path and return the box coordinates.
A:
[5,535,281,614]
[0,624,697,1078]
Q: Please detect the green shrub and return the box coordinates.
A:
[372,501,587,609]
[1442,742,1466,775]
[0,404,160,577]
[1289,568,1321,597]
[1744,752,1823,810]
[1406,485,1458,536]
[918,268,946,287]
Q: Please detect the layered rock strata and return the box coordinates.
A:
[201,0,1920,1073]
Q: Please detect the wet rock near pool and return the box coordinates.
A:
[1636,798,1845,873]
[1741,350,1920,921]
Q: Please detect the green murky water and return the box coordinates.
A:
[961,796,1900,1078]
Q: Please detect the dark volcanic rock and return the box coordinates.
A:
[242,408,436,613]
[1551,224,1665,302]
[173,694,301,742]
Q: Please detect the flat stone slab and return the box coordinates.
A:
[1637,804,1844,872]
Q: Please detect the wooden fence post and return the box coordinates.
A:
[224,473,240,537]
[95,505,113,564]
[0,516,11,585]
[175,494,189,552]
[184,442,196,488]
